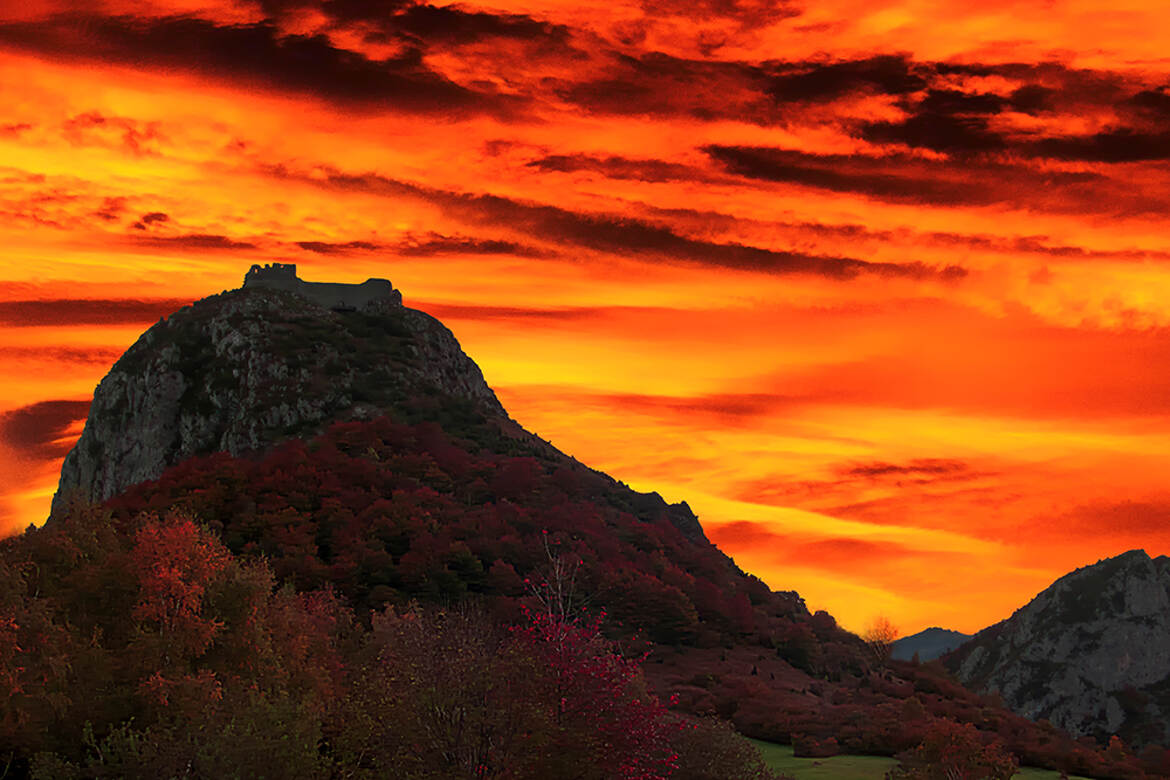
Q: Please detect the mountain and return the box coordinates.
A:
[30,266,1152,776]
[891,627,972,662]
[947,549,1170,746]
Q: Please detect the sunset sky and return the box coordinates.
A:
[3,0,1170,635]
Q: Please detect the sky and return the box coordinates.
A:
[2,0,1170,635]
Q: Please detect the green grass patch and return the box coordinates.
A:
[749,741,1092,780]
[749,740,895,780]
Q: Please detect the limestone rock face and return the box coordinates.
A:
[947,550,1170,743]
[52,284,505,515]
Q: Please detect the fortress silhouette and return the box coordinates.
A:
[243,263,399,310]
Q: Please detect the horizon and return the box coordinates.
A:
[3,0,1170,636]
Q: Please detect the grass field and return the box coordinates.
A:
[750,740,1093,780]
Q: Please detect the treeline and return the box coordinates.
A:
[0,504,778,779]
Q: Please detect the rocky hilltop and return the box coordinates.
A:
[948,549,1170,745]
[52,266,505,515]
[52,265,706,542]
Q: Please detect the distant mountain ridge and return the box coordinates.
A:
[947,549,1170,745]
[892,627,972,662]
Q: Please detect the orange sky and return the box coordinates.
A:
[3,0,1170,635]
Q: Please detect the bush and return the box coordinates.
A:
[669,716,787,780]
[886,719,1016,780]
[792,733,840,758]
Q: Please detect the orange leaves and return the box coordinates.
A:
[131,514,230,659]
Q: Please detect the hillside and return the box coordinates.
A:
[16,267,1160,777]
[948,549,1170,747]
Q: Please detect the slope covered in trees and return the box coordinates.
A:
[85,414,1161,778]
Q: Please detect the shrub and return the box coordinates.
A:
[792,733,840,758]
[886,719,1016,780]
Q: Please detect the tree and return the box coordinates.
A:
[862,615,899,669]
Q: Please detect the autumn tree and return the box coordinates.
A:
[863,615,899,670]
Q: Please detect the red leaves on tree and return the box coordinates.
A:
[131,514,230,660]
[512,605,680,780]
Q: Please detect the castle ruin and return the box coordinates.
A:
[243,263,400,310]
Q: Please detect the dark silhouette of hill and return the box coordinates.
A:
[892,627,972,662]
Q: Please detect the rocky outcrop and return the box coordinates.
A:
[52,281,506,515]
[51,269,706,545]
[947,550,1170,744]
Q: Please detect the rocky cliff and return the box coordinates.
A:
[52,276,507,515]
[947,549,1170,745]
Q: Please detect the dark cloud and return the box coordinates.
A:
[0,14,508,116]
[0,400,89,460]
[732,459,986,509]
[862,113,1004,154]
[296,240,383,254]
[133,233,257,250]
[558,53,771,121]
[398,234,550,257]
[269,162,963,279]
[578,390,797,424]
[527,153,713,183]
[295,234,549,256]
[132,211,169,230]
[862,88,1008,154]
[94,196,128,222]
[1007,84,1055,114]
[441,191,957,278]
[1029,129,1170,162]
[0,298,188,327]
[418,303,610,321]
[388,5,573,47]
[701,144,1163,215]
[703,144,995,206]
[839,459,973,479]
[0,346,122,365]
[1130,87,1170,119]
[257,0,414,24]
[918,89,1006,116]
[707,520,929,569]
[766,55,926,103]
[639,0,800,25]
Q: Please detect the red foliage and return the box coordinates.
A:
[131,515,230,659]
[512,606,680,780]
[888,719,1017,780]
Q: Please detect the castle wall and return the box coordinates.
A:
[242,264,396,309]
[297,279,395,309]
